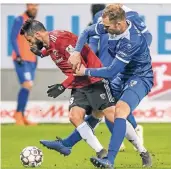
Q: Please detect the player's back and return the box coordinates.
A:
[48,30,102,88]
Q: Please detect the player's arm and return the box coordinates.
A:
[74,22,106,52]
[88,35,99,54]
[88,12,102,53]
[11,16,23,59]
[69,22,106,70]
[83,42,140,79]
[47,75,75,98]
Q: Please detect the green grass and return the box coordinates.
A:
[1,123,171,169]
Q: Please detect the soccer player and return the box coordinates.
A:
[11,4,38,125]
[20,18,115,158]
[20,19,148,163]
[69,5,153,168]
[88,4,153,151]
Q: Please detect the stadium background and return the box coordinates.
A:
[1,4,171,123]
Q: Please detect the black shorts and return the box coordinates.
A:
[69,80,115,112]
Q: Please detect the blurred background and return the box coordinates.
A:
[1,4,171,124]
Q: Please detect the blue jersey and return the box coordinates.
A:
[88,5,152,68]
[74,20,153,85]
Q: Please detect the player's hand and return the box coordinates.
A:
[16,56,23,65]
[68,51,81,71]
[30,47,44,58]
[47,84,66,98]
[74,64,86,76]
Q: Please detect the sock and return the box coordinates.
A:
[62,115,101,147]
[127,113,137,129]
[17,88,29,115]
[107,118,126,165]
[77,122,103,152]
[125,121,147,153]
[105,117,114,134]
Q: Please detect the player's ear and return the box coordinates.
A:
[35,31,41,38]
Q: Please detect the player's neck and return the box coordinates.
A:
[43,32,50,48]
[120,21,128,34]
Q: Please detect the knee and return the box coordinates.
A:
[22,81,33,90]
[69,107,85,126]
[92,110,104,119]
[115,100,130,119]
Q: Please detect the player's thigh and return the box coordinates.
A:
[69,106,86,127]
[14,61,33,86]
[86,80,116,122]
[86,80,115,111]
[92,110,104,119]
[110,76,125,102]
[69,88,91,113]
[119,77,150,112]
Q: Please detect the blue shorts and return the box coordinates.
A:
[14,61,37,84]
[110,76,153,112]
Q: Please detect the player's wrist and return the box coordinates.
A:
[85,68,91,76]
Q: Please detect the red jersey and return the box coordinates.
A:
[43,30,103,89]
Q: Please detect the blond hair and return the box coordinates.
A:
[102,4,125,22]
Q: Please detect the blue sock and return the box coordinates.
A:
[17,88,29,115]
[127,113,137,129]
[107,118,126,165]
[105,118,113,134]
[62,115,100,147]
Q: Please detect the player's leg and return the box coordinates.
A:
[62,108,102,147]
[69,106,104,153]
[127,112,144,150]
[13,61,33,125]
[91,77,153,168]
[40,88,105,156]
[23,61,37,125]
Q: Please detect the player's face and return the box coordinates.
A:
[102,16,122,35]
[26,4,38,18]
[25,32,44,50]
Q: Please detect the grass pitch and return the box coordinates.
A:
[1,123,171,169]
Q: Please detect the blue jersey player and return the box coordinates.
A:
[88,4,152,151]
[11,4,38,125]
[69,5,153,168]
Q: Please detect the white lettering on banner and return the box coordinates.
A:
[0,101,171,124]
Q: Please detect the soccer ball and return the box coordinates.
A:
[20,146,43,167]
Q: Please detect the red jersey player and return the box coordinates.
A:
[20,19,115,158]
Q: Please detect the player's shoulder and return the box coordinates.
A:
[93,10,103,24]
[14,15,23,24]
[49,30,74,43]
[119,21,141,47]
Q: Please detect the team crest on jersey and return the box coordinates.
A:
[66,45,75,54]
[100,93,106,100]
[130,80,137,87]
